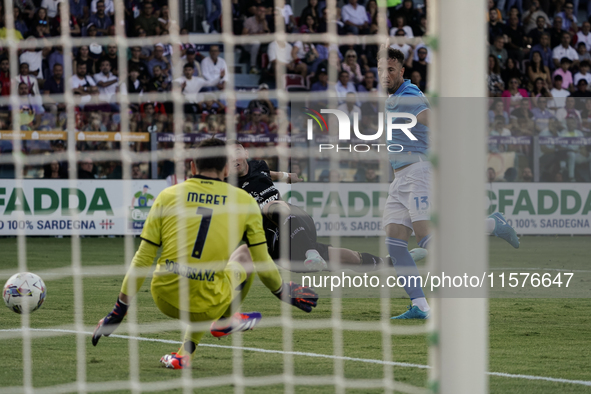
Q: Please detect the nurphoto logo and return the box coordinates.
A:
[304,108,418,153]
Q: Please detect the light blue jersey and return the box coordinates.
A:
[386,80,430,169]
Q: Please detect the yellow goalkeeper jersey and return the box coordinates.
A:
[121,175,279,313]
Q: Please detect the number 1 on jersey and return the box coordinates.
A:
[191,207,213,259]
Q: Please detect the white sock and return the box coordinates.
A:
[485,217,496,235]
[412,297,430,312]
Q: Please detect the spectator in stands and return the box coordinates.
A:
[549,16,565,48]
[128,46,149,85]
[342,50,363,84]
[135,2,158,36]
[19,38,50,81]
[505,15,530,61]
[99,44,118,76]
[561,115,590,181]
[0,57,10,96]
[74,45,96,77]
[300,0,319,26]
[47,47,64,79]
[532,96,554,131]
[530,32,553,70]
[31,8,50,37]
[530,77,552,99]
[488,55,505,97]
[390,16,413,38]
[70,0,89,26]
[488,9,506,44]
[337,92,361,121]
[501,58,523,88]
[553,32,579,69]
[299,14,318,34]
[390,29,414,61]
[490,35,508,67]
[16,81,42,129]
[78,158,97,178]
[158,5,172,34]
[528,51,552,89]
[576,21,591,50]
[243,108,270,134]
[179,47,202,78]
[82,110,107,131]
[556,96,581,123]
[43,63,65,112]
[556,2,577,33]
[549,75,569,109]
[522,1,550,34]
[367,0,389,35]
[148,44,171,76]
[335,70,356,102]
[318,6,346,35]
[410,70,424,90]
[71,62,96,105]
[267,40,307,77]
[575,43,591,65]
[136,29,152,61]
[13,6,29,38]
[357,70,377,92]
[89,1,112,36]
[407,46,428,82]
[527,16,549,47]
[199,94,226,115]
[489,99,509,125]
[570,80,591,106]
[242,6,270,74]
[15,62,41,98]
[489,115,512,153]
[364,167,380,183]
[574,60,591,85]
[201,45,227,90]
[120,66,143,100]
[93,59,118,103]
[311,67,329,91]
[44,160,67,179]
[501,77,529,112]
[147,65,170,92]
[174,63,224,113]
[51,3,81,36]
[342,0,369,35]
[580,98,591,132]
[553,57,574,91]
[487,167,496,183]
[247,84,275,122]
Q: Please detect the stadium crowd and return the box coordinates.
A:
[0,0,589,181]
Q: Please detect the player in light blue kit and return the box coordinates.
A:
[378,47,519,319]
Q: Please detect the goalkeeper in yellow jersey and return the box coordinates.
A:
[92,138,318,369]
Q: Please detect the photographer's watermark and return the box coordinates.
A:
[304,108,418,152]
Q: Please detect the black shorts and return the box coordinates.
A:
[264,204,330,272]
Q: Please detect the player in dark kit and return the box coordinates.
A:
[226,141,413,273]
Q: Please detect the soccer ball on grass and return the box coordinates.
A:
[3,272,47,314]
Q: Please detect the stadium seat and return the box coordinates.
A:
[283,74,306,90]
[234,74,261,89]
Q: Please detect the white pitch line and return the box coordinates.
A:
[2,328,591,387]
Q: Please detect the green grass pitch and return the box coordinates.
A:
[0,236,590,393]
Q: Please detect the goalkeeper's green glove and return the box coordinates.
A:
[273,281,318,312]
[92,298,128,346]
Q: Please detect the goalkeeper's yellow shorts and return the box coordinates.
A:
[152,260,247,323]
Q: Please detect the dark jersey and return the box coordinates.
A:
[236,160,281,211]
[231,159,330,265]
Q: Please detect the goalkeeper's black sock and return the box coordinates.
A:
[351,252,389,272]
[182,340,196,355]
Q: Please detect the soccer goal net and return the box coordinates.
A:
[0,0,489,393]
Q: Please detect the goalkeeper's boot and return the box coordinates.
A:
[210,312,262,338]
[160,352,190,369]
[304,249,328,272]
[391,305,430,320]
[489,212,520,249]
[409,248,427,262]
